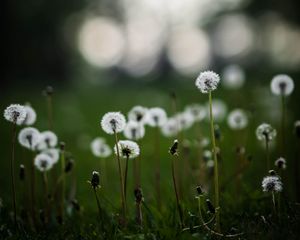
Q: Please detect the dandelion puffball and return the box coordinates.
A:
[90,138,112,158]
[185,104,206,122]
[42,148,60,164]
[195,71,220,93]
[34,153,54,172]
[146,107,167,127]
[275,157,286,169]
[101,112,126,134]
[36,131,58,151]
[23,105,37,125]
[222,65,245,89]
[18,127,41,150]
[271,74,294,96]
[227,109,248,130]
[4,104,27,125]
[262,175,283,192]
[124,121,145,140]
[114,140,140,159]
[161,118,178,137]
[128,106,148,123]
[256,123,277,141]
[176,112,194,131]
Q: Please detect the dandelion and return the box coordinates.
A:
[185,104,206,122]
[195,71,220,93]
[275,157,286,170]
[195,70,221,231]
[101,112,126,134]
[36,131,58,151]
[90,138,112,158]
[271,74,294,157]
[128,106,148,123]
[256,123,277,170]
[222,65,245,89]
[161,118,178,137]
[227,109,248,130]
[146,107,167,127]
[262,175,283,213]
[114,140,140,201]
[18,127,40,150]
[23,105,37,126]
[176,112,194,131]
[271,74,294,96]
[42,148,60,164]
[3,104,27,226]
[88,171,102,217]
[123,121,145,140]
[205,99,227,123]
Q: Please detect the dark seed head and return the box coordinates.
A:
[91,171,100,189]
[196,186,203,195]
[60,142,65,151]
[134,188,143,203]
[206,199,215,214]
[269,170,276,176]
[169,139,179,155]
[19,164,25,181]
[65,158,74,173]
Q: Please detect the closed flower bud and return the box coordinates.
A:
[268,170,276,176]
[90,171,100,189]
[60,142,65,151]
[206,199,215,214]
[134,188,143,203]
[196,186,203,195]
[169,139,179,155]
[19,164,25,181]
[65,158,74,173]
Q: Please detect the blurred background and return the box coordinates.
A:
[1,0,300,212]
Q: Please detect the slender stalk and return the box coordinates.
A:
[171,156,184,228]
[10,122,17,227]
[272,192,276,214]
[281,94,286,156]
[154,127,161,209]
[43,172,50,224]
[59,146,65,222]
[30,151,36,225]
[46,94,53,130]
[114,131,126,222]
[136,202,142,226]
[265,137,270,171]
[93,188,102,217]
[124,156,129,201]
[208,91,220,231]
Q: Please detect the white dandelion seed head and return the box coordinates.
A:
[18,127,41,150]
[222,65,245,89]
[36,131,58,151]
[4,104,27,125]
[128,106,148,123]
[275,157,287,170]
[227,109,248,130]
[256,123,277,141]
[146,107,167,127]
[200,138,210,148]
[176,112,194,131]
[23,105,37,125]
[34,153,54,172]
[195,71,220,93]
[203,150,212,161]
[161,118,178,137]
[206,159,214,168]
[262,175,283,192]
[114,140,140,159]
[185,104,206,122]
[205,99,227,123]
[271,74,294,96]
[124,121,145,140]
[101,112,126,134]
[90,137,112,158]
[42,148,60,164]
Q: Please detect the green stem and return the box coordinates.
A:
[265,137,270,171]
[93,188,102,218]
[154,127,161,210]
[124,156,129,201]
[171,156,184,228]
[208,91,220,232]
[114,131,126,223]
[60,147,65,222]
[281,94,286,156]
[10,123,17,227]
[43,172,50,224]
[47,95,53,130]
[272,191,276,214]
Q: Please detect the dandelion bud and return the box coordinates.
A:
[206,199,215,214]
[43,86,54,96]
[19,164,25,181]
[134,188,143,203]
[90,171,100,189]
[65,158,74,173]
[268,170,276,176]
[196,186,203,195]
[60,142,65,151]
[169,139,179,155]
[294,121,300,138]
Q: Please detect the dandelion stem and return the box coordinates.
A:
[208,91,220,231]
[114,131,126,223]
[30,151,36,225]
[272,191,276,214]
[281,94,286,156]
[154,127,161,209]
[10,122,17,227]
[60,146,65,223]
[171,156,184,228]
[124,156,129,201]
[43,172,50,224]
[93,188,102,218]
[265,137,270,171]
[46,94,53,130]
